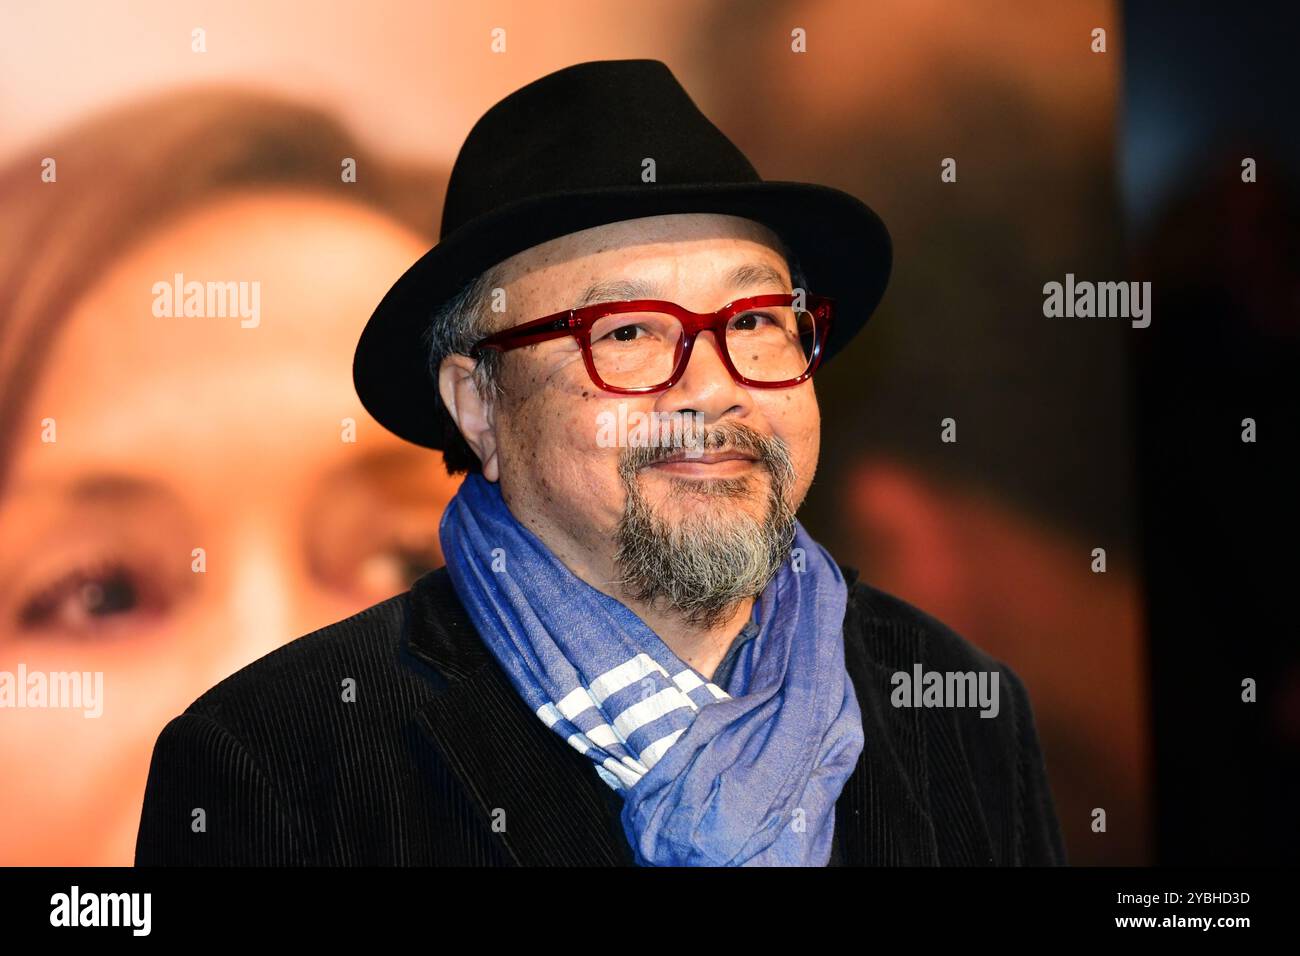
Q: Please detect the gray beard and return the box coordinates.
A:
[612,422,798,630]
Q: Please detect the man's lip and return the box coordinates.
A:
[647,451,760,466]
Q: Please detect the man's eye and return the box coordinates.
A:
[599,323,645,342]
[731,312,776,331]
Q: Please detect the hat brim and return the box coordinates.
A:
[352,180,891,450]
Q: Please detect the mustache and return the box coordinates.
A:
[618,421,790,473]
[612,420,800,627]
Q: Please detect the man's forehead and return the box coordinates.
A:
[570,261,791,310]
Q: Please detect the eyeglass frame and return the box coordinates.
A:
[467,291,835,394]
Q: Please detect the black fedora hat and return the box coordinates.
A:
[353,58,891,451]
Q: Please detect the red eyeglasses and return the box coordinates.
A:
[468,292,834,393]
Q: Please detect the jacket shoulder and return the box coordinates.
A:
[136,586,443,865]
[182,589,414,729]
[837,571,1068,865]
[843,575,1002,674]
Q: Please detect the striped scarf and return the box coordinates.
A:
[439,472,864,866]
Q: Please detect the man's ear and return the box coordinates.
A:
[438,354,500,481]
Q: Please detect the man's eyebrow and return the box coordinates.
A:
[569,261,790,311]
[571,277,664,310]
[722,262,790,294]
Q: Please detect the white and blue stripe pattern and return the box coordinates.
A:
[440,472,864,866]
[535,651,730,791]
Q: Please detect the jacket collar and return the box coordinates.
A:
[404,566,635,865]
[402,564,943,866]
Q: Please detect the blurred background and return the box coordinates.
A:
[0,0,1293,866]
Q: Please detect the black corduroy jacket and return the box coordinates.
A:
[135,565,1068,866]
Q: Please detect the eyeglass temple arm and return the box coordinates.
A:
[470,313,575,357]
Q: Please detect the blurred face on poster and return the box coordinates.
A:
[0,104,462,864]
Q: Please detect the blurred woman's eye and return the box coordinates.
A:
[353,537,442,597]
[16,556,170,637]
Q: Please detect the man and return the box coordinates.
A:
[136,59,1066,866]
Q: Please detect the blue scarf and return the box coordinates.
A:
[439,473,864,866]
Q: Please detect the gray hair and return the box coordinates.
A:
[424,233,808,475]
[422,263,506,473]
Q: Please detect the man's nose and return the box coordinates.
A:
[653,329,750,422]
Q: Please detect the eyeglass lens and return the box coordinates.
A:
[587,305,817,388]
